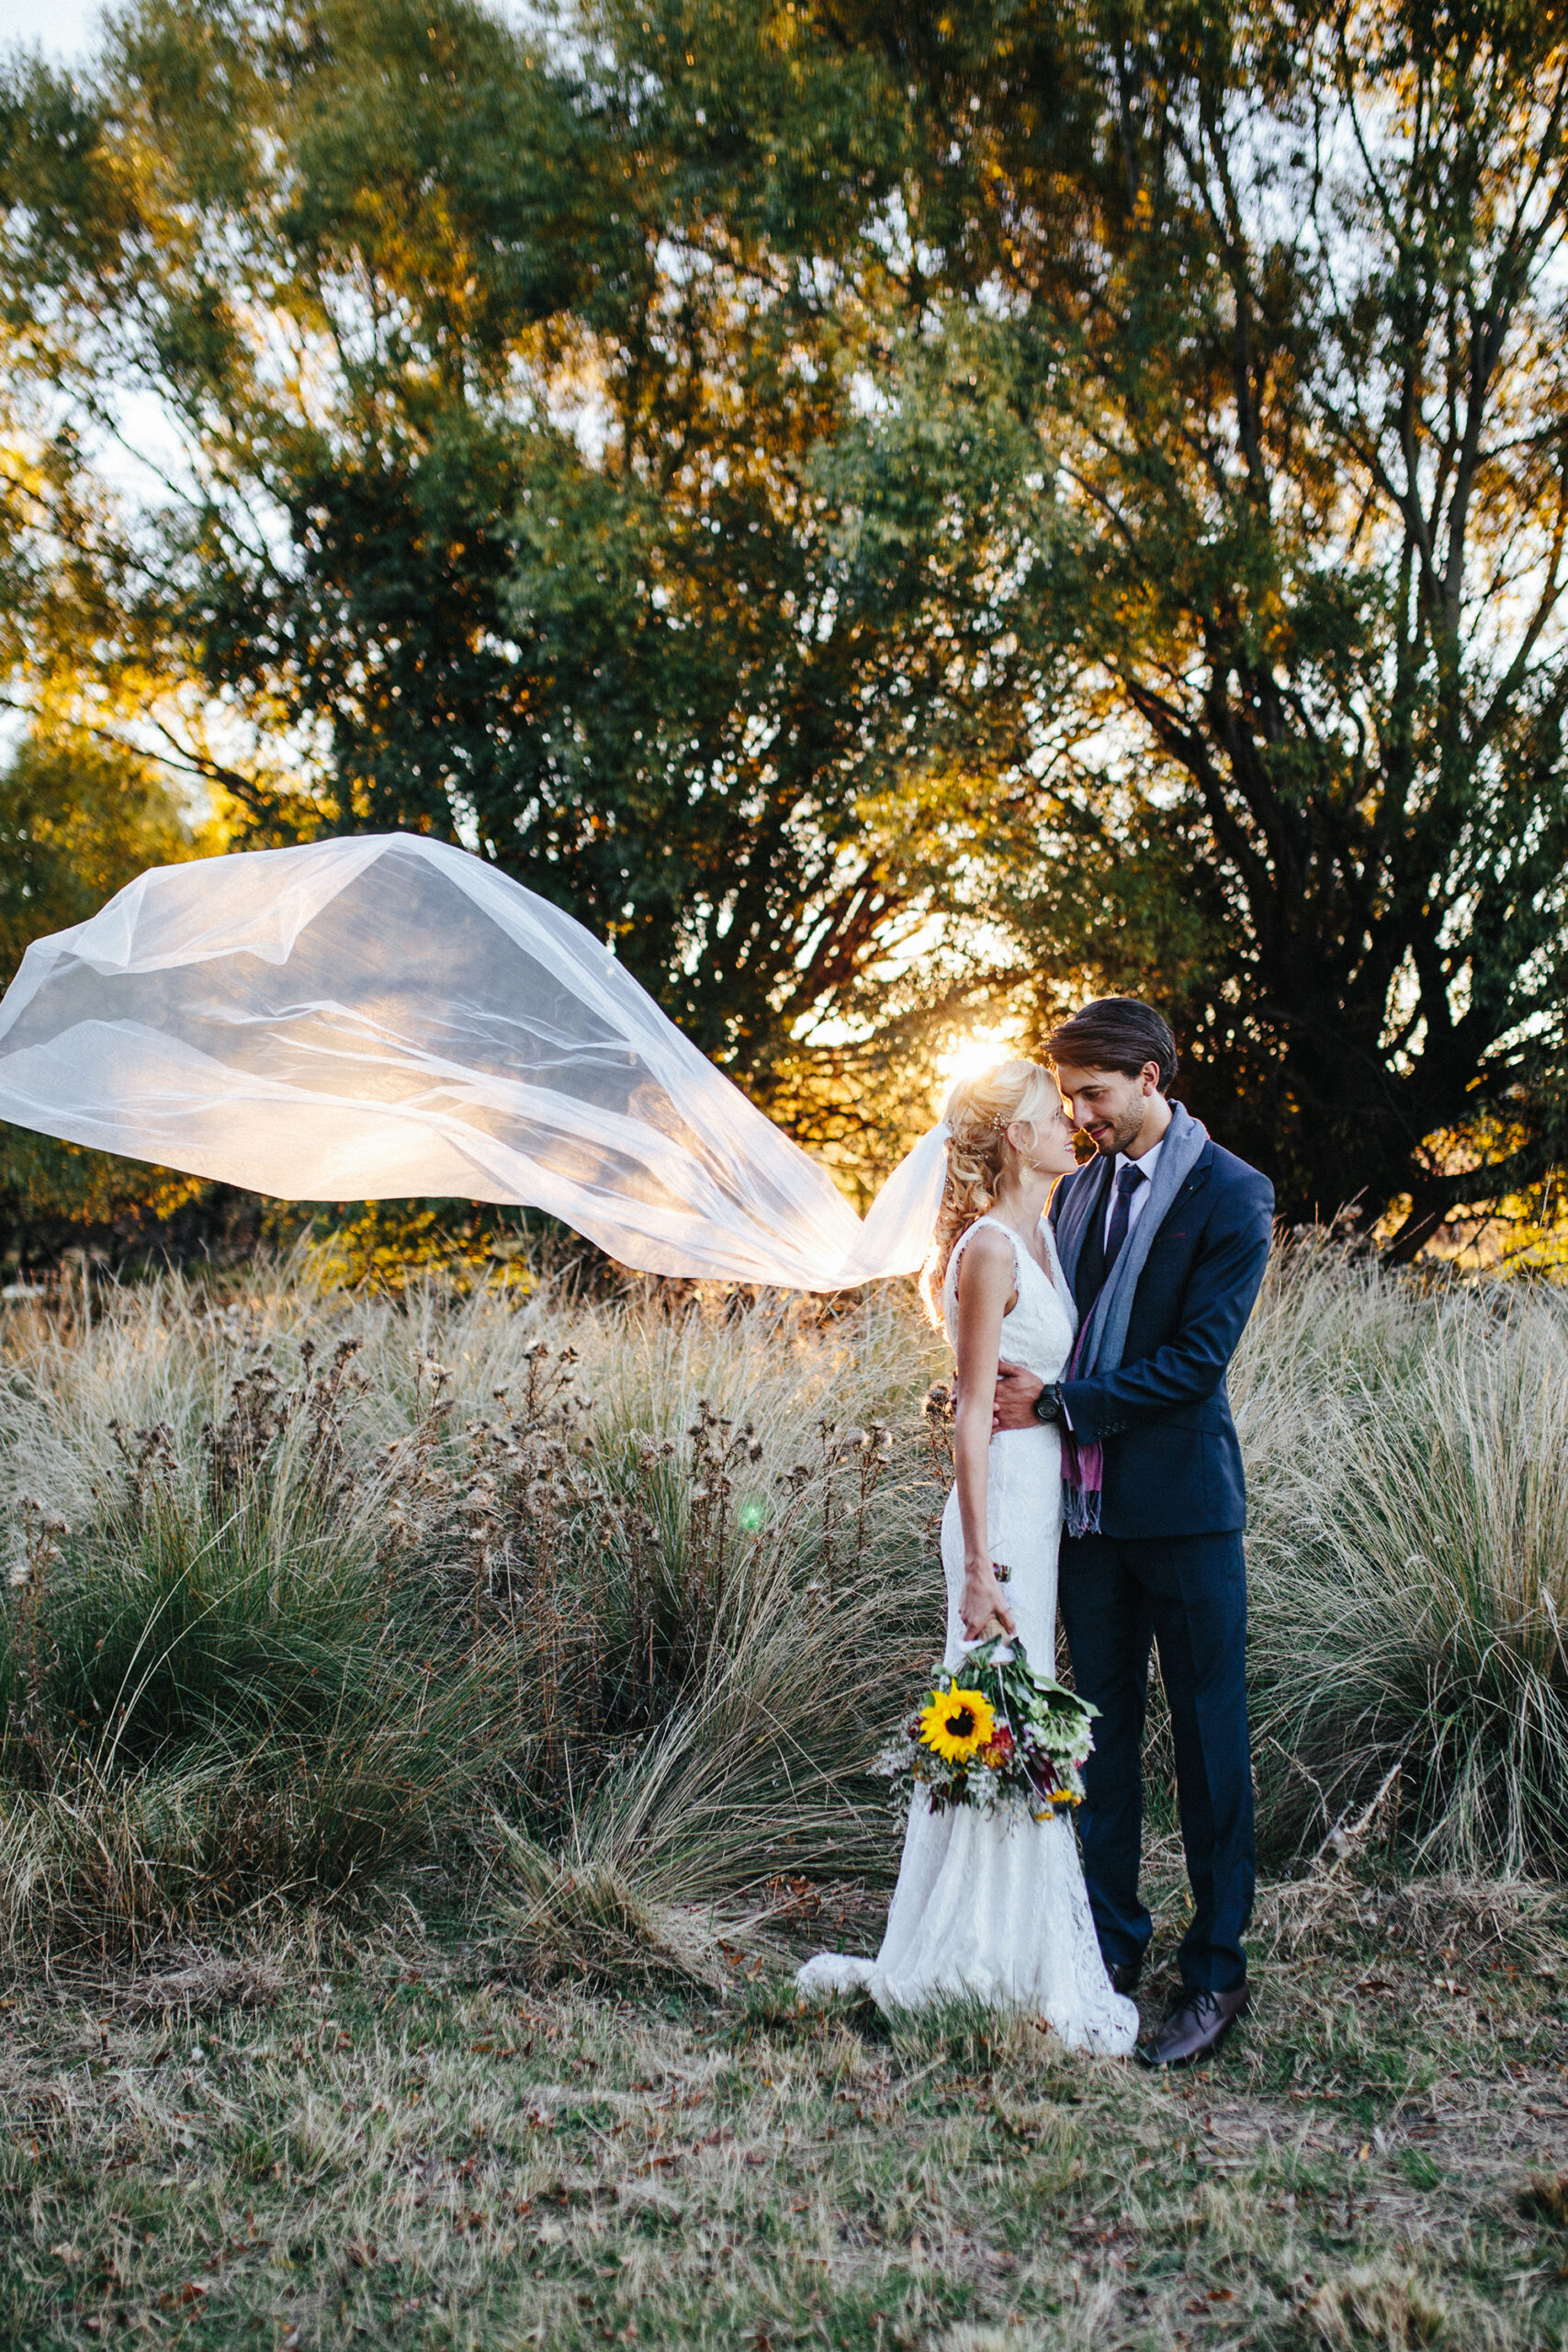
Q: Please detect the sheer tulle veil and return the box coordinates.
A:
[0,832,950,1289]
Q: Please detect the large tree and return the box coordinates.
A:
[0,0,1026,1102]
[8,0,1567,1245]
[800,0,1568,1246]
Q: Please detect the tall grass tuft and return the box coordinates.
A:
[1240,1242,1568,1874]
[3,1234,1565,1968]
[0,1261,946,1960]
[0,1317,523,1954]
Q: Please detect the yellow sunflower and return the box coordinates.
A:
[918,1683,996,1762]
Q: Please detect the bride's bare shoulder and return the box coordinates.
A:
[953,1221,1017,1287]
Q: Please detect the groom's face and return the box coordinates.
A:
[1050,1059,1160,1157]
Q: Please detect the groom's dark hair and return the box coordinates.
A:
[1046,998,1179,1092]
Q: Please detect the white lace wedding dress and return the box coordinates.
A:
[797,1216,1139,2053]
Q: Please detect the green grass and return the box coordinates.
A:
[1,1872,1565,2350]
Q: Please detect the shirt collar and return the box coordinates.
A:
[1115,1136,1164,1182]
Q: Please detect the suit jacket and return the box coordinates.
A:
[1049,1136,1274,1540]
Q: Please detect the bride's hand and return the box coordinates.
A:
[960,1557,1017,1642]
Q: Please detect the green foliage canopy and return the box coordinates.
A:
[0,731,202,1253]
[2,0,1567,1249]
[1,0,1011,1099]
[804,0,1568,1246]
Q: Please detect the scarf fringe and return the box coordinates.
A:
[1063,1482,1101,1539]
[1062,1423,1103,1539]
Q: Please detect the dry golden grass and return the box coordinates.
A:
[1,1867,1564,2350]
[0,1255,948,1961]
[1237,1243,1568,1871]
[3,1237,1568,1960]
[1,1241,1567,2345]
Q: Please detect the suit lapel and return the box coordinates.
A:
[1180,1151,1214,1200]
[1071,1160,1111,1314]
[1075,1204,1106,1315]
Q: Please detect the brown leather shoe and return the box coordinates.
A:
[1109,1960,1144,1996]
[1136,1984,1248,2069]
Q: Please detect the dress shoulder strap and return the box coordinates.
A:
[945,1212,1021,1285]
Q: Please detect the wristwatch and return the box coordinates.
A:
[1032,1382,1066,1426]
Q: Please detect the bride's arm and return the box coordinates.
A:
[951,1227,1019,1642]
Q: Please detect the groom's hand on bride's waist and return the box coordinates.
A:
[992,1360,1047,1432]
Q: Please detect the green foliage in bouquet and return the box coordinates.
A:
[874,1635,1097,1825]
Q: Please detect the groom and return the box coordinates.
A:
[992,999,1274,2067]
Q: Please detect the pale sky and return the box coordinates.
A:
[0,0,536,66]
[0,0,103,62]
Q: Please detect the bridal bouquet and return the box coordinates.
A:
[873,1635,1098,1824]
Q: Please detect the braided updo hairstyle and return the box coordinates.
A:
[919,1057,1061,1317]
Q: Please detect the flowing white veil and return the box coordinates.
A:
[0,832,949,1289]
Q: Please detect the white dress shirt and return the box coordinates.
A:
[1103,1135,1166,1250]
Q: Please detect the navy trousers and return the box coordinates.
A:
[1056,1530,1255,1994]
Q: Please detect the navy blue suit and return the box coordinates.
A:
[1049,1136,1273,1993]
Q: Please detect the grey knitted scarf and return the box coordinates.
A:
[1052,1101,1209,1533]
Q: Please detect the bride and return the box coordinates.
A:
[798,1058,1138,2053]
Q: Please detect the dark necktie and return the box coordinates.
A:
[1102,1161,1147,1279]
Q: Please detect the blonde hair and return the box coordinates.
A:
[919,1057,1060,1317]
